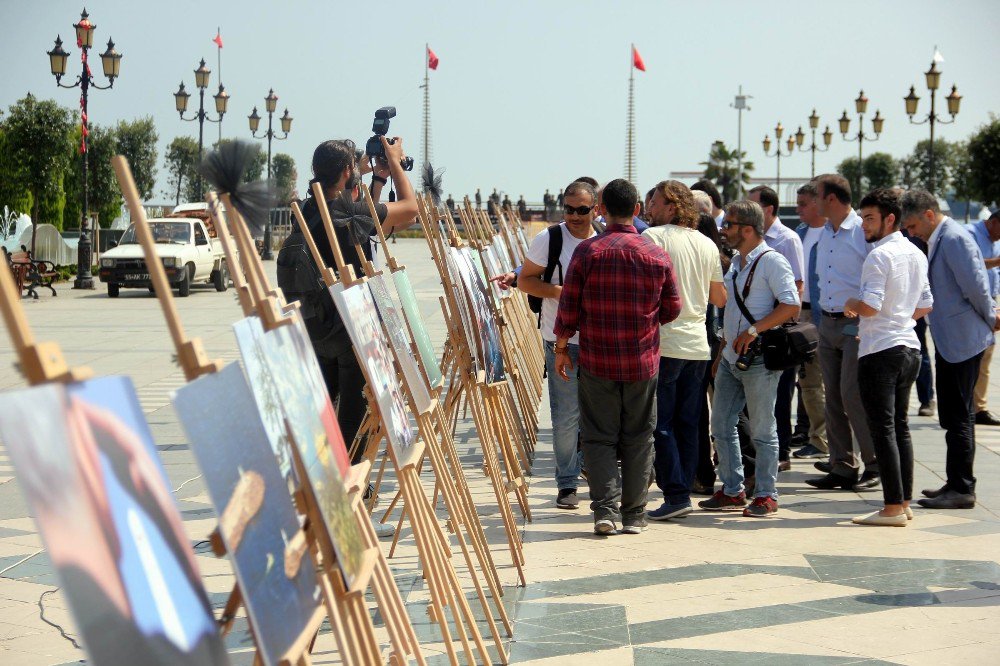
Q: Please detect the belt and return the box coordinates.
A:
[801,302,811,310]
[821,309,847,319]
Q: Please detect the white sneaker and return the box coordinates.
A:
[594,519,617,536]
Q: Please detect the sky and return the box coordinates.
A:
[4,0,999,205]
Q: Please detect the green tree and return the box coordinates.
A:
[212,138,267,182]
[951,141,975,221]
[115,117,158,200]
[836,152,898,203]
[62,124,122,229]
[967,114,1000,206]
[701,140,753,203]
[0,124,33,215]
[163,136,199,205]
[272,153,298,204]
[904,139,955,194]
[3,94,74,247]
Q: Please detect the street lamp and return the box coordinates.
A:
[248,88,292,260]
[794,109,833,178]
[46,8,123,290]
[904,57,962,194]
[174,58,229,199]
[762,122,795,198]
[839,90,883,199]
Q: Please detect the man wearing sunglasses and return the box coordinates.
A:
[519,180,600,510]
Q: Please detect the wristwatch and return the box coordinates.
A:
[554,345,569,354]
[747,325,759,338]
[372,175,388,185]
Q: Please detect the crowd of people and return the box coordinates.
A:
[493,174,999,534]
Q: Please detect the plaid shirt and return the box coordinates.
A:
[554,223,681,381]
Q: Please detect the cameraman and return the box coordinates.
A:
[701,200,799,518]
[290,136,417,463]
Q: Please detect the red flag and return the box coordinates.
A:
[427,46,439,71]
[212,28,223,49]
[632,45,646,72]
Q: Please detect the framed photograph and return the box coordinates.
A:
[446,246,484,373]
[391,269,444,390]
[0,377,228,666]
[368,273,433,414]
[175,363,323,666]
[454,246,506,384]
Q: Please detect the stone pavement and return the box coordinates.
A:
[1,238,999,664]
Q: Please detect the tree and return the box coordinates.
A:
[836,152,898,203]
[272,153,297,203]
[967,114,1000,207]
[76,124,123,228]
[904,139,955,194]
[3,94,74,248]
[951,141,975,221]
[0,124,33,215]
[163,136,199,205]
[115,117,158,200]
[701,141,753,203]
[213,138,267,182]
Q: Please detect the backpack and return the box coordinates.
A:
[527,224,564,320]
[276,219,352,360]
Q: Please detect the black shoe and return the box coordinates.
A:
[791,432,810,446]
[852,471,881,491]
[556,488,580,509]
[917,489,976,509]
[814,460,833,474]
[793,444,827,459]
[976,410,1000,426]
[921,484,948,499]
[805,472,857,490]
[778,460,792,472]
[690,480,715,496]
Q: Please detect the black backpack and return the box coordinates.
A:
[527,224,564,321]
[276,221,352,360]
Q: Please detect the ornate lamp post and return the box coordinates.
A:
[904,59,961,194]
[762,122,796,198]
[174,59,229,199]
[248,89,292,260]
[794,109,832,178]
[46,8,122,289]
[839,90,883,199]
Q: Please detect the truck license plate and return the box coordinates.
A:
[124,273,150,280]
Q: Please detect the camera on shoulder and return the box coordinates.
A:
[364,106,414,171]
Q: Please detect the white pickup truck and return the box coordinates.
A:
[98,213,228,298]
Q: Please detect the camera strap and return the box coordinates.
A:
[731,249,773,326]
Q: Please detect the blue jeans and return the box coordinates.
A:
[711,357,782,499]
[915,317,934,405]
[653,356,708,505]
[544,340,583,490]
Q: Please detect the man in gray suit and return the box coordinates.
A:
[901,190,1000,509]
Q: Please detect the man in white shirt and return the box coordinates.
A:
[520,180,598,509]
[844,189,932,526]
[642,181,726,520]
[749,186,804,470]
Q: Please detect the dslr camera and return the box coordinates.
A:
[734,337,762,371]
[365,106,414,171]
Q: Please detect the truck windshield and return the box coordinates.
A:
[120,222,191,245]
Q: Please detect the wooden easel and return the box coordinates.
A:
[303,182,498,664]
[112,156,423,666]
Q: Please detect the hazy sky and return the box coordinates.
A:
[4,0,999,204]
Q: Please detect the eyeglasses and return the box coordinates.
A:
[721,220,755,229]
[563,204,595,216]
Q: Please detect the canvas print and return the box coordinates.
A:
[480,245,506,302]
[492,236,514,275]
[0,377,228,666]
[456,246,506,384]
[368,273,434,414]
[175,363,323,666]
[234,319,364,587]
[445,247,483,373]
[392,269,444,390]
[330,282,416,462]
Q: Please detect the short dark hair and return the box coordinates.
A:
[691,179,723,209]
[900,189,941,220]
[564,180,596,204]
[859,188,902,227]
[749,185,779,213]
[602,178,639,219]
[573,176,599,188]
[814,174,852,205]
[988,209,999,223]
[797,182,819,197]
[312,139,357,188]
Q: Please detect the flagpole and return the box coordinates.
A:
[626,44,636,184]
[422,43,430,180]
[217,27,222,143]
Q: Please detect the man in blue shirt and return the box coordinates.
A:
[966,211,1000,425]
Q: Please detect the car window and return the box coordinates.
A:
[194,224,206,243]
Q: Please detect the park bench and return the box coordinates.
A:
[5,246,57,299]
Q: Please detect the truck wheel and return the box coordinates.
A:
[107,283,120,298]
[177,265,193,297]
[212,262,228,292]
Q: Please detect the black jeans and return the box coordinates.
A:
[578,368,657,524]
[915,317,934,405]
[858,346,920,504]
[697,358,717,487]
[774,366,797,461]
[935,350,983,495]
[318,342,368,465]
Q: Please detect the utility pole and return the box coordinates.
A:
[732,86,751,200]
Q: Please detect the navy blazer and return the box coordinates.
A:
[927,217,995,363]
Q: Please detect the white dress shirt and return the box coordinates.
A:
[816,209,872,313]
[764,217,805,283]
[858,231,934,358]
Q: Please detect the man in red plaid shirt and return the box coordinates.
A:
[554,178,682,535]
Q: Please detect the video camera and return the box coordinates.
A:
[365,106,414,171]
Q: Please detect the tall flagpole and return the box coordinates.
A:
[626,44,636,184]
[217,27,222,143]
[421,43,431,180]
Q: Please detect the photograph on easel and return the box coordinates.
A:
[174,363,323,666]
[454,246,506,384]
[391,269,445,390]
[0,378,228,666]
[234,321,365,587]
[330,282,416,459]
[368,273,433,414]
[445,247,483,372]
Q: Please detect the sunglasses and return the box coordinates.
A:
[563,204,595,216]
[721,220,755,229]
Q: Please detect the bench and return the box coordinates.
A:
[6,246,58,299]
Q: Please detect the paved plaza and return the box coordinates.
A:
[1,238,999,665]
